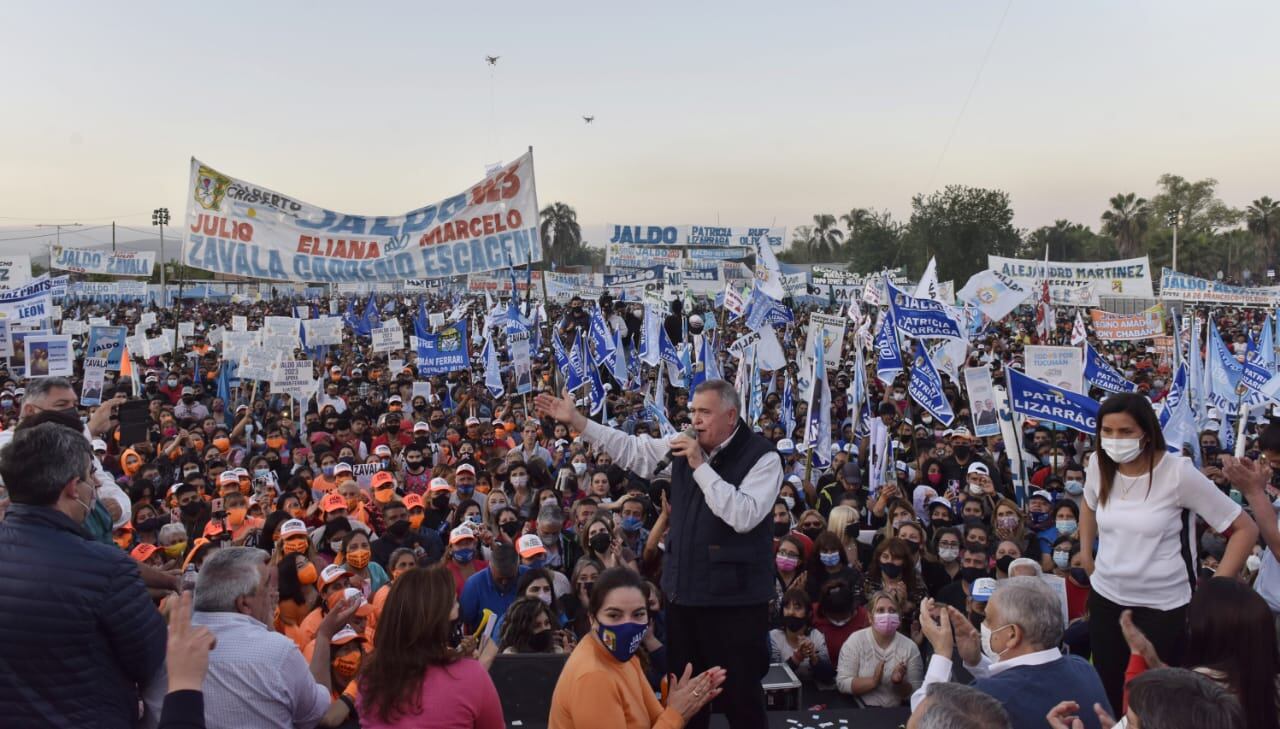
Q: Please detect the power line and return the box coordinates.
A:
[0,223,111,242]
[0,211,153,222]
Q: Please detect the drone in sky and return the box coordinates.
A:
[485,55,500,66]
[583,115,595,124]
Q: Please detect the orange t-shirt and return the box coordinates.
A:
[548,634,683,729]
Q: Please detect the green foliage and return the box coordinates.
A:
[904,185,1022,283]
[1023,220,1111,261]
[538,202,587,270]
[1099,193,1151,258]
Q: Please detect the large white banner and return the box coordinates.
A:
[1024,345,1084,392]
[184,151,540,283]
[52,246,155,277]
[0,256,32,290]
[606,224,785,248]
[988,255,1154,305]
[0,274,53,321]
[1158,268,1280,307]
[605,243,684,270]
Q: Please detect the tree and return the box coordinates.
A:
[1150,174,1241,235]
[905,185,1021,283]
[845,210,906,273]
[810,214,844,263]
[778,225,815,263]
[538,203,583,269]
[1099,193,1151,258]
[838,208,872,255]
[1246,196,1280,268]
[1024,220,1109,261]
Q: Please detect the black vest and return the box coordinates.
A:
[661,420,781,607]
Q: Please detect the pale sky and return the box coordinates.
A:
[2,1,1278,254]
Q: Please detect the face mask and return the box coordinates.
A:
[621,516,643,533]
[539,532,559,548]
[782,495,795,510]
[168,379,179,387]
[1052,550,1071,570]
[881,561,905,579]
[980,622,1013,662]
[819,551,841,567]
[968,482,984,496]
[329,539,344,554]
[322,465,336,477]
[526,556,546,569]
[535,591,553,607]
[1064,480,1084,496]
[775,554,799,572]
[408,514,425,530]
[283,537,309,555]
[1069,567,1090,586]
[872,612,901,636]
[1055,518,1077,535]
[800,527,823,541]
[995,555,1015,574]
[827,615,850,627]
[572,462,588,476]
[500,521,522,538]
[938,546,959,562]
[996,515,1019,531]
[345,548,371,569]
[180,501,205,518]
[297,562,318,585]
[266,437,286,450]
[183,468,200,479]
[431,494,451,510]
[135,516,163,533]
[960,566,987,583]
[953,445,972,460]
[452,547,474,563]
[332,652,361,681]
[163,541,188,558]
[227,507,247,527]
[457,485,475,497]
[1101,437,1143,464]
[588,532,613,554]
[782,615,807,633]
[594,620,647,662]
[1029,511,1051,526]
[926,472,943,486]
[511,475,529,488]
[772,521,791,538]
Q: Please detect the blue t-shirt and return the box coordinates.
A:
[458,566,527,630]
[975,655,1112,729]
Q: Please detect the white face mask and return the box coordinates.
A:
[938,546,960,562]
[968,482,984,496]
[1101,437,1143,464]
[980,622,1013,662]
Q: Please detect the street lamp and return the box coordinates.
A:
[152,208,170,289]
[1167,209,1185,273]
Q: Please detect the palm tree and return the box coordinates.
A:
[539,203,581,267]
[783,225,815,262]
[1246,196,1280,266]
[1100,193,1151,258]
[811,214,845,262]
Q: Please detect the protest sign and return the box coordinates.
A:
[178,322,196,338]
[988,255,1153,305]
[1006,368,1099,434]
[0,256,32,290]
[302,316,344,346]
[51,246,155,277]
[0,275,53,321]
[1089,305,1165,341]
[61,320,87,336]
[232,315,248,332]
[963,367,1001,437]
[466,272,544,297]
[510,329,533,395]
[239,346,279,381]
[183,152,540,282]
[0,319,10,358]
[605,244,683,270]
[81,357,108,406]
[24,334,73,377]
[1024,345,1083,392]
[798,313,847,396]
[1158,268,1280,307]
[606,224,785,248]
[87,325,128,370]
[221,331,258,361]
[270,359,315,401]
[372,323,404,353]
[428,312,446,328]
[411,381,432,403]
[9,329,47,376]
[416,321,469,375]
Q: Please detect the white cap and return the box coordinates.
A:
[91,439,108,453]
[967,462,990,476]
[776,438,796,454]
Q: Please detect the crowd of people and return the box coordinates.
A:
[0,286,1277,729]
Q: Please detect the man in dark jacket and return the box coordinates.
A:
[0,422,167,729]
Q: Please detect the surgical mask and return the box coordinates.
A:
[872,612,901,636]
[345,548,370,569]
[938,546,959,562]
[572,462,587,476]
[539,533,559,548]
[819,551,841,567]
[1101,437,1143,464]
[589,532,612,553]
[297,562,318,585]
[163,541,188,558]
[1064,480,1084,496]
[1052,550,1071,570]
[775,554,799,572]
[621,516,643,533]
[541,497,558,509]
[167,378,178,387]
[980,622,1014,662]
[1056,519,1077,536]
[511,475,529,488]
[968,482,984,496]
[329,539,344,553]
[594,620,646,663]
[927,472,943,486]
[452,547,474,563]
[782,495,795,510]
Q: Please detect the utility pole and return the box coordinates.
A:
[35,222,82,270]
[1168,209,1184,273]
[152,208,170,290]
[112,221,116,252]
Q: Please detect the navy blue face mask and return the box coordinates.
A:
[594,620,647,662]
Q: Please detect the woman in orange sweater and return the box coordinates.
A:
[549,567,726,729]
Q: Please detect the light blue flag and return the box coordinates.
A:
[639,304,660,366]
[1188,316,1205,427]
[1260,315,1276,372]
[885,277,965,340]
[781,375,796,439]
[1084,343,1138,394]
[908,345,955,425]
[703,334,722,382]
[1243,332,1280,399]
[1006,368,1099,434]
[588,361,606,416]
[803,338,832,468]
[658,325,682,371]
[749,361,764,427]
[559,333,586,391]
[679,342,693,389]
[483,335,505,398]
[874,308,903,385]
[1160,362,1201,462]
[611,331,629,384]
[588,306,616,366]
[1205,319,1243,411]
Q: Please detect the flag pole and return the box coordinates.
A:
[998,365,1029,506]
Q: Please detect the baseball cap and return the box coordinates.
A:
[971,577,997,603]
[1029,489,1054,504]
[387,395,402,404]
[334,462,353,475]
[403,493,424,510]
[950,426,972,439]
[967,462,990,476]
[450,524,477,545]
[182,386,195,396]
[786,474,802,487]
[374,444,392,457]
[280,518,308,538]
[321,492,347,513]
[516,533,547,559]
[428,477,453,493]
[144,375,158,384]
[776,438,796,455]
[217,471,239,486]
[370,471,396,492]
[339,587,374,617]
[413,421,430,433]
[329,365,341,374]
[130,543,159,562]
[455,463,476,476]
[465,416,481,426]
[202,520,227,539]
[330,625,366,645]
[91,439,108,453]
[319,563,350,588]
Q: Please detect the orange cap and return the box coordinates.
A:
[130,543,159,562]
[321,492,347,513]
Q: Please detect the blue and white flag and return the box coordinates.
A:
[781,374,796,439]
[744,283,793,330]
[1160,362,1200,461]
[658,325,682,371]
[908,345,955,426]
[415,321,470,376]
[552,330,571,375]
[886,277,965,340]
[1188,316,1205,427]
[639,304,662,367]
[414,299,431,341]
[1243,332,1280,400]
[803,337,832,468]
[482,335,504,398]
[588,360,606,416]
[874,309,903,385]
[588,306,616,366]
[957,269,1031,322]
[1205,319,1243,411]
[1084,343,1138,394]
[643,396,678,437]
[1259,315,1277,372]
[1006,367,1100,434]
[850,339,868,436]
[610,331,629,384]
[570,331,590,390]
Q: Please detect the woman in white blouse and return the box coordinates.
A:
[1078,393,1258,712]
[835,590,922,707]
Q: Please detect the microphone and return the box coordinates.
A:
[654,427,697,474]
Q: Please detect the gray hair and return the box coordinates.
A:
[1129,668,1244,729]
[990,576,1064,649]
[694,379,740,415]
[537,504,564,526]
[193,547,269,613]
[23,377,75,407]
[1007,558,1043,577]
[917,682,1011,729]
[158,522,188,546]
[0,422,92,506]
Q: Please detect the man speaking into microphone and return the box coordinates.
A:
[535,379,781,729]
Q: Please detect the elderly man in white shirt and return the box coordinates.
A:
[192,547,358,729]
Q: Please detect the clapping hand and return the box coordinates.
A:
[667,663,726,721]
[1046,700,1117,729]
